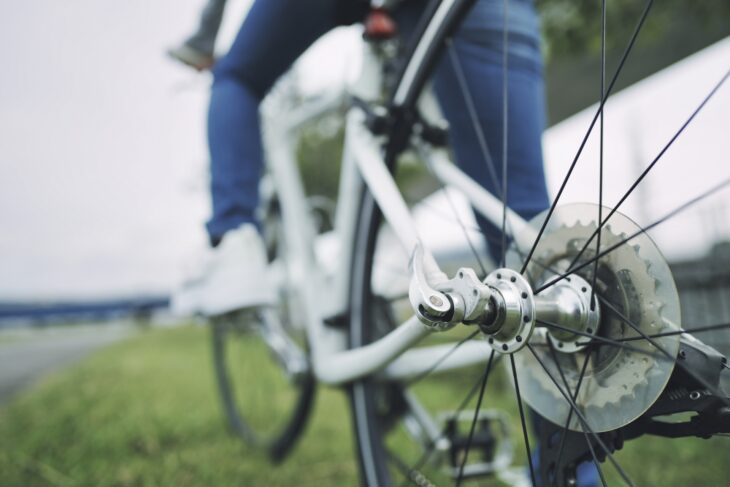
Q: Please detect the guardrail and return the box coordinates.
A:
[0,297,170,327]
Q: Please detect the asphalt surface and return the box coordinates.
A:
[0,324,134,406]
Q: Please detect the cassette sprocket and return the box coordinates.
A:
[508,203,682,432]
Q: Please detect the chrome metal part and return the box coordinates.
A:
[409,243,498,332]
[483,269,536,354]
[443,267,496,325]
[409,243,456,331]
[534,273,600,353]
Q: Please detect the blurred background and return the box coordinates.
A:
[0,0,728,485]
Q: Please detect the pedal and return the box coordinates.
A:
[439,409,514,479]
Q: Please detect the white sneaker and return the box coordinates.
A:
[171,224,276,317]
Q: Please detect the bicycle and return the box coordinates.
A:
[209,1,730,485]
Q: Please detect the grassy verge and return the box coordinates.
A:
[0,326,357,486]
[0,325,727,486]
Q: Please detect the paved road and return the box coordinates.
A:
[0,324,134,406]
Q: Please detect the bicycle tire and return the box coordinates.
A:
[349,191,398,487]
[212,314,316,462]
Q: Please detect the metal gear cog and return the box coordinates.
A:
[507,203,682,433]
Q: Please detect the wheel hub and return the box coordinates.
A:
[479,269,600,356]
[534,273,600,353]
[481,268,536,353]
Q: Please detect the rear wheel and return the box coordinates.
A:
[349,188,730,486]
[347,0,730,482]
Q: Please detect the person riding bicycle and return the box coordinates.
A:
[173,0,550,316]
[171,1,599,485]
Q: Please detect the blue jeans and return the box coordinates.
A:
[206,0,549,252]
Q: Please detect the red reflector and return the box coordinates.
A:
[364,9,397,40]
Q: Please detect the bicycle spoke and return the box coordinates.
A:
[446,40,503,202]
[519,0,655,275]
[420,147,491,275]
[547,342,608,487]
[526,344,636,487]
[581,421,608,487]
[535,177,730,294]
[598,296,730,408]
[537,319,667,360]
[439,180,490,276]
[616,322,730,342]
[552,348,594,487]
[500,0,510,268]
[415,190,568,280]
[418,196,504,249]
[407,330,481,385]
[455,349,496,485]
[590,0,607,312]
[510,354,537,487]
[446,38,521,262]
[564,67,730,275]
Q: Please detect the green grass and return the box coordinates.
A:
[0,326,357,486]
[0,325,727,486]
[0,333,24,344]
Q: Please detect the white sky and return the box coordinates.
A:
[0,1,727,300]
[0,0,357,300]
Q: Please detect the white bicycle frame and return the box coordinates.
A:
[262,38,538,387]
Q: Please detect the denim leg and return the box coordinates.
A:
[206,0,354,244]
[185,0,228,55]
[431,0,550,262]
[206,78,263,243]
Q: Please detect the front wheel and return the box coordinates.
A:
[212,311,315,462]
